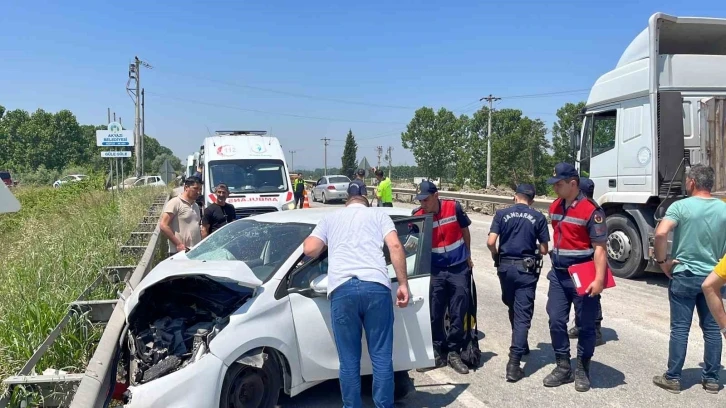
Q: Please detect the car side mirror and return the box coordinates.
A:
[310,273,328,297]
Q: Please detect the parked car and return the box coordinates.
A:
[310,175,351,204]
[108,176,139,191]
[0,171,15,188]
[53,174,87,188]
[131,175,166,188]
[121,207,434,407]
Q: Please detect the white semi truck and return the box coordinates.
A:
[574,12,726,278]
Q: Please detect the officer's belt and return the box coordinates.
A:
[499,258,527,266]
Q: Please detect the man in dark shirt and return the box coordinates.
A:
[487,184,550,382]
[348,169,368,198]
[201,183,236,238]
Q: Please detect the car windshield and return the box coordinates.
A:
[209,159,288,194]
[186,219,314,282]
[328,176,350,183]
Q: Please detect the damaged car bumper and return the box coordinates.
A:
[123,352,227,408]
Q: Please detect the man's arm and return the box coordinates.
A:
[304,217,328,258]
[537,214,550,255]
[586,208,608,296]
[702,271,726,335]
[384,230,408,287]
[160,212,186,252]
[654,219,678,278]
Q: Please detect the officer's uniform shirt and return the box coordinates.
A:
[551,191,608,269]
[348,179,367,196]
[490,203,550,259]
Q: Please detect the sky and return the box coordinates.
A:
[2,1,726,170]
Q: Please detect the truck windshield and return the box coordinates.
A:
[209,159,288,194]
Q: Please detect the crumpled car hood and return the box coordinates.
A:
[124,259,263,320]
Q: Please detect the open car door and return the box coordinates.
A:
[286,215,435,382]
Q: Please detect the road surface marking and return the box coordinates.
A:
[423,369,489,408]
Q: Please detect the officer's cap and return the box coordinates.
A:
[415,180,438,201]
[579,177,595,198]
[547,162,579,184]
[515,183,536,200]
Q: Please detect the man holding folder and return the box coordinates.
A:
[543,163,608,392]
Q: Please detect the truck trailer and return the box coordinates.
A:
[574,12,726,278]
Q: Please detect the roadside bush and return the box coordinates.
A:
[0,182,164,399]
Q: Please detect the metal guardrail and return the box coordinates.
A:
[303,179,554,210]
[1,193,169,408]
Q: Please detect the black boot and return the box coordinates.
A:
[416,350,446,372]
[448,352,469,375]
[506,355,524,382]
[568,326,579,339]
[543,354,574,387]
[575,357,591,392]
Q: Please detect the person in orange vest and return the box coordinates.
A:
[410,180,474,374]
[544,163,607,392]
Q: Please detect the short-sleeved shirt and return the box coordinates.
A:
[664,196,726,276]
[163,196,202,253]
[348,179,367,196]
[202,202,236,234]
[490,203,550,259]
[309,203,396,297]
[713,254,726,280]
[377,178,393,203]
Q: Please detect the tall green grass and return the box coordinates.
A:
[0,178,164,401]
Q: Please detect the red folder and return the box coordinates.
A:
[568,261,616,296]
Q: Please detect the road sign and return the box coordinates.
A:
[101,151,132,158]
[96,121,134,147]
[0,181,20,214]
[159,159,175,185]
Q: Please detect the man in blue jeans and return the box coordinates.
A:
[652,164,726,394]
[303,194,410,408]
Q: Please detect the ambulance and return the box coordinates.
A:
[198,130,296,218]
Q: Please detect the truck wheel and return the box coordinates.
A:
[219,356,281,408]
[605,214,647,279]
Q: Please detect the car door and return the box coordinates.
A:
[285,215,434,382]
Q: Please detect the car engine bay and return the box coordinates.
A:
[126,275,254,385]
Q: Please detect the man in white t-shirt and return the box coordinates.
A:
[303,195,409,408]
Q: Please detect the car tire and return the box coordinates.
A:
[219,355,281,408]
[322,192,328,205]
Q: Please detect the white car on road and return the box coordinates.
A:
[53,174,87,188]
[122,207,435,408]
[311,175,351,204]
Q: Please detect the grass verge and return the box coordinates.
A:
[0,180,165,402]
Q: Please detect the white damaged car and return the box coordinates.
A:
[121,207,435,407]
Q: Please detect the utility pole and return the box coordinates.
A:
[141,88,145,176]
[480,94,500,188]
[113,112,116,122]
[289,150,296,172]
[386,146,393,179]
[107,108,111,124]
[376,146,383,170]
[127,56,153,178]
[321,138,330,176]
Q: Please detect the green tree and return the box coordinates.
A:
[151,153,183,174]
[401,107,459,180]
[341,129,358,179]
[551,101,586,165]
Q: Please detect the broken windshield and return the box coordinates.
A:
[186,219,314,281]
[209,159,288,194]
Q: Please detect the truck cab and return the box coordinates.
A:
[574,13,726,278]
[199,130,296,219]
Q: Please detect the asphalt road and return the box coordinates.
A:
[277,199,726,407]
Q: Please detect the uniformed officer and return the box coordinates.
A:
[544,163,608,392]
[487,183,550,382]
[568,177,604,345]
[411,180,474,374]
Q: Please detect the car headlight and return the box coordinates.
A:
[281,201,296,211]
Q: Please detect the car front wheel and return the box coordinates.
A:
[219,356,281,408]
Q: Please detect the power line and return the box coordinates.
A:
[144,91,407,125]
[498,88,590,100]
[151,69,418,110]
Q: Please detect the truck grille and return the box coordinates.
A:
[235,207,278,219]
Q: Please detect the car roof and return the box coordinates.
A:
[249,206,413,224]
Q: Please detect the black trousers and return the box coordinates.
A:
[430,264,472,355]
[294,193,304,208]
